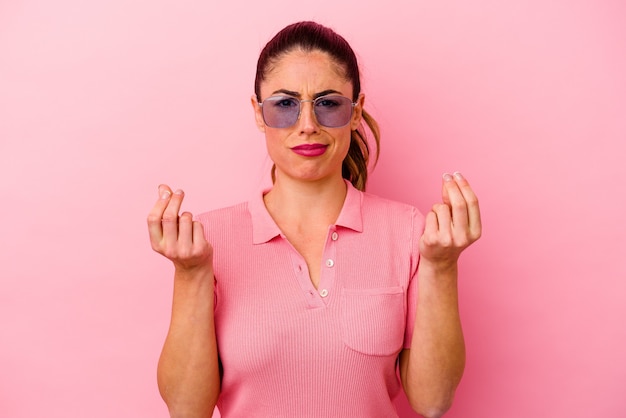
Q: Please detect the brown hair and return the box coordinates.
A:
[254,21,380,191]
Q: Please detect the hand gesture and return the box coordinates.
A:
[419,172,482,270]
[147,185,213,272]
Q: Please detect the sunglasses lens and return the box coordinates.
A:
[261,97,299,128]
[261,95,354,128]
[314,96,353,127]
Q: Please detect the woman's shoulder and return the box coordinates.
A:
[195,201,250,225]
[360,189,424,219]
[194,201,255,246]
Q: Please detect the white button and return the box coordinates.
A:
[331,232,338,241]
[320,289,329,297]
[325,259,334,267]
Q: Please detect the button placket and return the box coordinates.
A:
[317,227,338,302]
[286,239,325,309]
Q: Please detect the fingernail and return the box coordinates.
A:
[453,171,464,180]
[160,190,171,200]
[174,189,184,195]
[443,173,454,182]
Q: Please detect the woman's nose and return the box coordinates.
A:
[297,101,320,133]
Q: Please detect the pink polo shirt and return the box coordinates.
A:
[197,181,424,418]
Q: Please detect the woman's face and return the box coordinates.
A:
[252,49,364,185]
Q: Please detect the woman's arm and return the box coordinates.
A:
[148,186,220,418]
[400,172,481,418]
[399,261,465,418]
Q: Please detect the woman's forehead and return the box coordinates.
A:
[261,50,351,96]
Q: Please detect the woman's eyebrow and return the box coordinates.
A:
[271,89,300,97]
[314,89,342,98]
[270,89,343,98]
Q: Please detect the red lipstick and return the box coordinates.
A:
[291,143,328,157]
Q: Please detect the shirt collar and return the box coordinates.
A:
[334,180,363,233]
[249,179,364,244]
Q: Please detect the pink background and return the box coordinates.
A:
[1,1,625,417]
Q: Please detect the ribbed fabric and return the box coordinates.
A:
[196,181,424,418]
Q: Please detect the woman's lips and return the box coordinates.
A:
[291,143,328,157]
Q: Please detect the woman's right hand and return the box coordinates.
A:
[150,185,220,414]
[147,184,213,272]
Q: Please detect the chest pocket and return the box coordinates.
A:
[339,287,405,356]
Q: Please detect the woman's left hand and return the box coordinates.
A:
[419,172,482,270]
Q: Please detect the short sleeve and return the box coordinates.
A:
[403,206,424,349]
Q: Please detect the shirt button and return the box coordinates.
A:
[325,259,334,268]
[320,289,329,297]
[331,232,339,241]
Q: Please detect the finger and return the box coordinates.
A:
[453,172,482,239]
[178,211,194,255]
[420,210,439,248]
[162,189,185,241]
[192,220,207,246]
[147,185,173,246]
[442,174,451,206]
[432,203,453,246]
[443,173,469,231]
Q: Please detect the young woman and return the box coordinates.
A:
[147,21,481,418]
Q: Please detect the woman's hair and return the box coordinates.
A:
[254,21,380,191]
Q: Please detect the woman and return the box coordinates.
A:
[147,21,481,418]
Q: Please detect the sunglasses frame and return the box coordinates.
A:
[258,94,357,128]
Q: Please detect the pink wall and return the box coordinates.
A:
[1,1,625,417]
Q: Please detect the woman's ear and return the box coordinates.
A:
[251,95,266,133]
[350,93,365,130]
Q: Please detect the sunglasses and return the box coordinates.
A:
[258,95,356,128]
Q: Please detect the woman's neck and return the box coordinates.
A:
[263,174,348,228]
